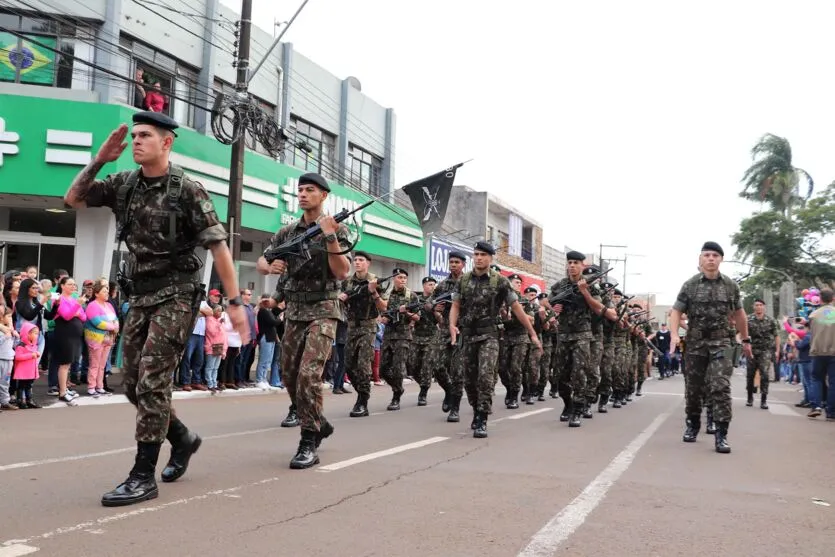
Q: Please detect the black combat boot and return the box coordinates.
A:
[746,389,754,407]
[473,411,488,439]
[682,415,700,443]
[387,393,401,411]
[526,385,536,405]
[568,407,582,428]
[289,430,319,469]
[760,393,768,410]
[160,418,202,483]
[625,391,633,402]
[521,384,529,404]
[582,401,594,419]
[714,422,731,454]
[537,387,546,402]
[559,400,573,422]
[315,418,334,449]
[281,404,300,427]
[507,391,519,410]
[549,389,557,399]
[417,387,428,407]
[447,395,460,423]
[101,442,161,507]
[612,392,622,409]
[442,391,451,413]
[705,407,716,435]
[471,408,479,430]
[636,383,643,396]
[598,393,609,413]
[350,393,369,417]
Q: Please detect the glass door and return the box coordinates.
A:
[0,233,76,279]
[0,241,40,275]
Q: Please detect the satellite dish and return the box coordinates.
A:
[346,76,362,91]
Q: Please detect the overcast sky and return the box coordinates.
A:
[221,0,835,304]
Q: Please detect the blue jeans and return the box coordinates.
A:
[180,334,206,384]
[809,356,835,413]
[331,343,346,390]
[204,354,222,389]
[236,343,254,383]
[256,338,276,384]
[269,341,283,387]
[797,361,812,402]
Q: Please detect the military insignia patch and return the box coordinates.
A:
[201,200,214,213]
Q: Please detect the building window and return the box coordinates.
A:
[522,225,534,262]
[0,14,84,89]
[498,231,509,253]
[287,116,336,179]
[487,226,495,244]
[348,144,383,195]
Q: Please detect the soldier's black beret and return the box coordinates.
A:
[133,111,179,136]
[566,250,585,261]
[508,273,522,282]
[422,276,436,284]
[753,297,766,305]
[298,172,330,192]
[392,267,408,276]
[448,250,467,261]
[701,241,724,256]
[524,286,537,294]
[613,289,623,296]
[473,241,496,255]
[353,250,371,261]
[537,293,548,300]
[582,265,600,276]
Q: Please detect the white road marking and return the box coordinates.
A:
[768,404,802,417]
[1,478,281,548]
[0,545,39,556]
[518,408,674,557]
[493,408,554,424]
[317,436,449,472]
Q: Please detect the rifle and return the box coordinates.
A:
[345,272,397,300]
[263,199,374,263]
[548,267,613,306]
[643,338,664,357]
[382,292,454,322]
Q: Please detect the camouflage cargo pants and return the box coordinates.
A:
[281,318,336,433]
[435,336,463,396]
[380,338,410,397]
[524,341,539,389]
[599,340,615,397]
[549,338,559,390]
[746,349,772,396]
[463,336,498,414]
[612,340,628,394]
[345,320,376,397]
[495,338,506,389]
[556,338,590,405]
[121,294,193,443]
[537,337,553,393]
[684,345,733,423]
[409,339,435,390]
[625,344,636,393]
[637,346,649,385]
[499,338,528,395]
[587,338,603,401]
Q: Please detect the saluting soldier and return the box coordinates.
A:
[65,112,249,506]
[410,276,440,406]
[379,268,419,411]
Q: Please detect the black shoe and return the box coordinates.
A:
[795,401,810,408]
[526,386,536,405]
[447,395,460,423]
[582,404,593,419]
[161,419,202,483]
[612,396,622,409]
[315,419,334,449]
[760,395,768,410]
[559,402,572,422]
[636,386,643,396]
[281,405,300,427]
[290,431,319,469]
[682,416,700,443]
[746,392,753,407]
[568,412,582,428]
[387,397,401,411]
[417,388,428,407]
[598,403,608,414]
[102,442,161,507]
[350,393,369,417]
[714,422,731,454]
[549,390,557,399]
[705,417,716,435]
[537,388,546,402]
[507,398,519,409]
[473,412,488,439]
[625,394,633,402]
[471,412,479,430]
[442,392,451,413]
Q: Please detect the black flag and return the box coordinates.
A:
[401,163,462,235]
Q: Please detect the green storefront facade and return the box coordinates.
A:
[0,93,425,286]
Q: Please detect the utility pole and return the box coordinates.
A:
[227,0,253,262]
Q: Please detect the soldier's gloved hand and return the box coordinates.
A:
[227,305,250,345]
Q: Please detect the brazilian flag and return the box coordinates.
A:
[0,32,56,84]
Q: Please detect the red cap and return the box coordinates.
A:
[208,289,221,297]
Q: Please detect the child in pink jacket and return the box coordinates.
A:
[14,322,42,408]
[203,305,227,391]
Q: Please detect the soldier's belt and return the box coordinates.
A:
[687,329,727,341]
[464,324,498,336]
[132,272,199,295]
[285,290,340,303]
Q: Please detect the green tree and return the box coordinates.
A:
[740,133,814,217]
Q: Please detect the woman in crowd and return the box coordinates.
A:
[84,279,119,397]
[52,276,86,406]
[220,303,242,390]
[255,293,279,389]
[14,278,55,368]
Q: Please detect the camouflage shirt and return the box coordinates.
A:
[342,272,388,323]
[269,216,352,321]
[505,293,535,341]
[384,287,418,340]
[453,270,518,343]
[433,272,461,338]
[672,273,742,350]
[550,278,594,341]
[413,293,440,342]
[85,167,227,305]
[748,314,778,352]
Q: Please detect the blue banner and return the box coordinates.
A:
[427,237,474,282]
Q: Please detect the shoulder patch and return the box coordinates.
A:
[201,200,215,214]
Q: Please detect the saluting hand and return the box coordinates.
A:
[95,125,129,164]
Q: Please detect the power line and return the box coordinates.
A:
[128,0,230,52]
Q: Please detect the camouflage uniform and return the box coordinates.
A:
[673,273,742,424]
[432,273,463,399]
[410,293,439,391]
[86,168,225,443]
[537,314,557,397]
[636,322,652,390]
[551,279,594,411]
[746,314,778,398]
[524,305,544,399]
[270,218,352,434]
[587,305,604,403]
[343,272,387,400]
[499,296,533,404]
[454,270,517,415]
[598,300,616,405]
[612,318,630,402]
[626,332,638,395]
[380,287,418,399]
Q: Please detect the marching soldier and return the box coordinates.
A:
[610,289,630,408]
[380,268,419,411]
[597,283,617,412]
[536,293,558,402]
[432,250,467,422]
[449,242,541,438]
[338,251,388,418]
[583,267,605,418]
[522,286,543,405]
[499,274,534,409]
[410,276,440,406]
[670,242,752,454]
[65,112,249,506]
[746,298,779,410]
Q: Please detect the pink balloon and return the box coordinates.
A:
[811,295,821,305]
[802,289,810,296]
[804,293,813,301]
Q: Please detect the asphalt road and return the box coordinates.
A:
[1,371,832,557]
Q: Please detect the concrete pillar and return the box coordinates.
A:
[338,79,350,183]
[93,0,124,104]
[383,108,396,195]
[193,0,219,135]
[280,43,294,129]
[73,208,116,281]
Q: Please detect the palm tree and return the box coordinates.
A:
[740,133,814,217]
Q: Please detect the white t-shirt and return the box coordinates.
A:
[222,312,242,348]
[192,301,210,336]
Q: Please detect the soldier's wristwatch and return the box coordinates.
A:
[228,295,243,307]
[742,338,751,344]
[323,233,338,244]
